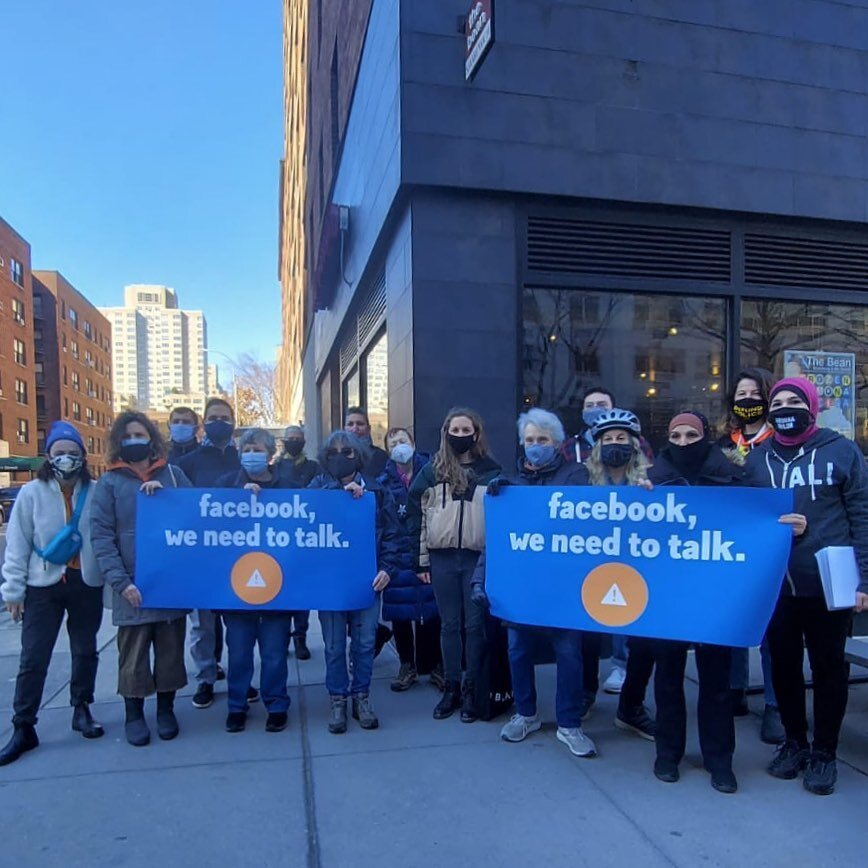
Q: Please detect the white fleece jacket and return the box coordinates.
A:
[0,476,101,603]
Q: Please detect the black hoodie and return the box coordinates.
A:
[746,428,868,598]
[648,444,746,488]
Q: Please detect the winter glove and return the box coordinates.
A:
[486,477,511,497]
[470,583,489,610]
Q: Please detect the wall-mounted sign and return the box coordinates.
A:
[466,0,494,81]
[783,349,857,439]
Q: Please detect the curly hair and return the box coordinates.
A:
[107,411,167,464]
[722,367,775,435]
[585,436,650,486]
[432,407,492,495]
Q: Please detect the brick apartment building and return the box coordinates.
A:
[33,271,113,475]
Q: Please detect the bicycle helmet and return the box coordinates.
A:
[590,408,642,441]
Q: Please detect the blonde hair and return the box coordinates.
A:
[585,435,650,486]
[432,407,491,495]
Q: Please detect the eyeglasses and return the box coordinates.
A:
[326,448,356,458]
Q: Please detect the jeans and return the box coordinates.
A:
[654,640,734,772]
[189,609,223,686]
[224,613,292,713]
[393,617,442,673]
[582,632,602,697]
[508,626,584,728]
[429,549,484,684]
[319,597,380,697]
[730,639,777,706]
[12,569,103,727]
[766,595,852,755]
[290,610,310,640]
[610,634,628,670]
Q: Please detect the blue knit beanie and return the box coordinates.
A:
[45,420,86,454]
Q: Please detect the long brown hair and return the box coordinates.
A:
[108,411,167,464]
[723,367,775,435]
[432,407,491,495]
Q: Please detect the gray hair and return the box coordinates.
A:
[238,427,276,457]
[516,408,565,445]
[318,430,367,475]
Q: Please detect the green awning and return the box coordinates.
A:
[0,457,42,472]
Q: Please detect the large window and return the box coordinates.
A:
[523,289,727,450]
[363,330,389,448]
[342,366,360,416]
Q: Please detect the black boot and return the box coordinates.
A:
[0,724,39,766]
[124,697,150,747]
[460,680,478,723]
[156,691,179,741]
[72,703,105,739]
[294,636,311,661]
[433,681,462,720]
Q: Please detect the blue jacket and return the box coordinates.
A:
[377,455,438,623]
[177,442,240,487]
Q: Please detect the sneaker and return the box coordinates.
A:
[266,712,288,733]
[390,663,419,693]
[578,693,596,722]
[192,683,214,709]
[216,664,226,681]
[803,751,837,796]
[603,666,626,694]
[556,726,597,758]
[429,665,446,692]
[225,712,246,733]
[500,713,541,743]
[615,704,656,741]
[351,694,379,730]
[328,697,348,734]
[247,687,260,703]
[760,704,786,745]
[767,740,810,780]
[654,758,679,783]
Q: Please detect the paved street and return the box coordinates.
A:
[0,608,866,868]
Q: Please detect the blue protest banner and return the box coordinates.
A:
[484,485,794,647]
[135,489,377,611]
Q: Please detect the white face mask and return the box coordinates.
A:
[390,443,415,464]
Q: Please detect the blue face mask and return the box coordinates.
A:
[169,423,196,444]
[205,419,234,443]
[524,443,557,468]
[241,452,269,475]
[583,408,608,429]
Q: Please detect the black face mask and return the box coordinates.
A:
[667,440,711,480]
[326,455,358,481]
[284,440,304,457]
[447,433,476,455]
[769,407,813,437]
[600,443,634,468]
[120,440,152,464]
[732,398,768,425]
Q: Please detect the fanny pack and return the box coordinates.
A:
[34,481,90,566]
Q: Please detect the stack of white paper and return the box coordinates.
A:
[815,546,860,610]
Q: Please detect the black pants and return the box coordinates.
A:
[654,640,734,772]
[289,610,310,640]
[12,569,103,727]
[619,636,655,711]
[766,595,852,756]
[393,617,442,673]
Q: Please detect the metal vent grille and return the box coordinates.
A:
[527,217,731,282]
[339,331,357,375]
[745,233,868,291]
[338,271,386,375]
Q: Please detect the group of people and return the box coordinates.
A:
[1,376,866,798]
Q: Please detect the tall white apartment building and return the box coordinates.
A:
[100,285,208,415]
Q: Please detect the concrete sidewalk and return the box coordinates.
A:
[0,610,866,868]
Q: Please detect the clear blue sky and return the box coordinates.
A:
[0,0,283,377]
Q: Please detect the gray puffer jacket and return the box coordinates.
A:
[90,462,192,626]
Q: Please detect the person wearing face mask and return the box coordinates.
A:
[177,398,240,710]
[472,409,597,758]
[717,369,784,744]
[307,432,404,734]
[345,407,389,477]
[90,412,192,747]
[407,407,501,722]
[376,427,443,693]
[585,410,657,742]
[215,429,294,734]
[746,377,867,796]
[167,405,200,463]
[0,422,104,766]
[275,425,321,659]
[647,411,745,794]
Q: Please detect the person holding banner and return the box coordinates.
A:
[749,377,868,796]
[474,408,596,757]
[90,412,192,747]
[647,411,743,793]
[217,429,294,734]
[407,408,501,723]
[0,422,104,766]
[377,427,443,693]
[309,431,404,733]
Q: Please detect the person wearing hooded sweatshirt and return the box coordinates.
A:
[90,411,192,747]
[647,412,745,794]
[472,408,597,758]
[178,397,240,710]
[407,407,502,723]
[747,377,867,796]
[0,422,104,766]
